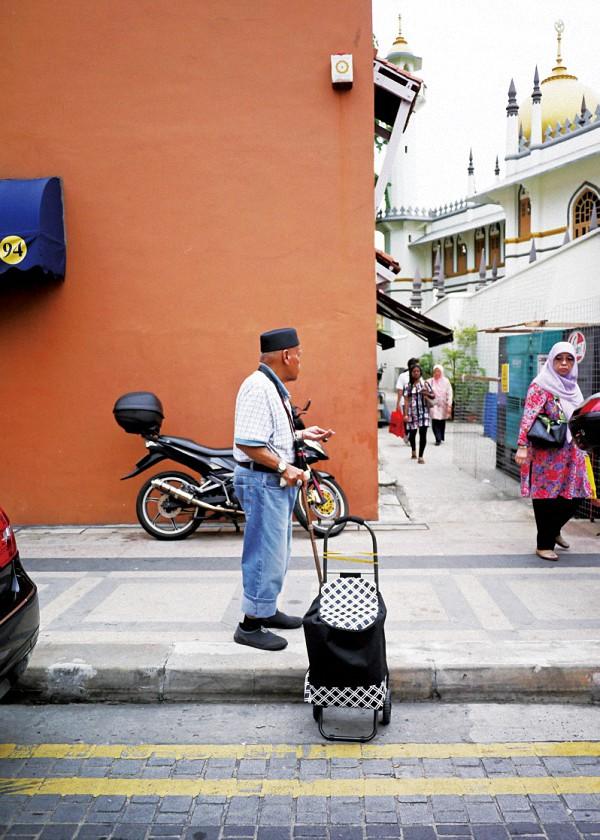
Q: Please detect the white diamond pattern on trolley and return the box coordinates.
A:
[304,672,387,709]
[318,577,379,631]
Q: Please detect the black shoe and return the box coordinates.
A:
[233,624,288,651]
[262,610,303,630]
[434,441,441,446]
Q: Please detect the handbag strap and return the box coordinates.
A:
[258,364,298,440]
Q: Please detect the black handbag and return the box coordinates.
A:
[527,399,567,449]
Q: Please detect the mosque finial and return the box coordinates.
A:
[555,19,564,66]
[532,65,541,104]
[507,79,519,116]
[468,149,474,175]
[494,155,500,176]
[393,11,408,46]
[551,19,569,74]
[543,19,576,83]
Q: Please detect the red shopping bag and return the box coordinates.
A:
[389,410,405,438]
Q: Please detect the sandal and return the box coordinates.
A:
[536,549,559,561]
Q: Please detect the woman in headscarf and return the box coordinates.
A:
[403,363,435,463]
[515,341,591,561]
[427,364,453,445]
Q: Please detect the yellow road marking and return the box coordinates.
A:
[2,776,600,798]
[326,558,374,564]
[1,742,600,760]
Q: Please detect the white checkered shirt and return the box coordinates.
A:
[233,369,296,463]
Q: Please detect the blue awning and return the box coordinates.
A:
[0,178,65,279]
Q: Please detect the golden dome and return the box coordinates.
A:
[519,21,599,139]
[520,74,599,139]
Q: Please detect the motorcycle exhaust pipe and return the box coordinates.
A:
[150,478,244,516]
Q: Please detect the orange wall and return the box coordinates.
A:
[0,0,378,524]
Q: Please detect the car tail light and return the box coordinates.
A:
[0,508,17,569]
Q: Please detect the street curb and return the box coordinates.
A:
[13,645,600,704]
[14,520,427,536]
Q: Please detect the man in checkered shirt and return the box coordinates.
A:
[233,327,334,652]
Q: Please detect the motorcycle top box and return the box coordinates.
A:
[569,392,600,452]
[113,392,164,435]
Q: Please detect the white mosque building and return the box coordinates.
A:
[376,18,600,383]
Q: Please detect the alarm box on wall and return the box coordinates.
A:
[331,54,353,89]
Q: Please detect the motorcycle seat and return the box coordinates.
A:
[159,435,234,458]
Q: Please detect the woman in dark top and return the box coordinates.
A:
[402,363,435,463]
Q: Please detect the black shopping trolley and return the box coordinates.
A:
[302,516,391,742]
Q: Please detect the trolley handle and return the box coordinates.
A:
[322,516,379,587]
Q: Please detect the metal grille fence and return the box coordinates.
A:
[449,294,600,518]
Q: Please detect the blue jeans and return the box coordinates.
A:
[234,467,298,618]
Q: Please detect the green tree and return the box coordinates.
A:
[419,351,434,378]
[441,325,486,421]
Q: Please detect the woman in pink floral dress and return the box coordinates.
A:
[515,341,591,561]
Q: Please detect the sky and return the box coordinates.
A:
[372,0,600,208]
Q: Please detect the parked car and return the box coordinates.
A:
[0,506,39,698]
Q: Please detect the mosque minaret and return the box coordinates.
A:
[377,17,600,313]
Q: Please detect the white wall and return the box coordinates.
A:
[424,227,600,376]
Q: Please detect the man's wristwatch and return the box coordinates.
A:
[276,461,287,475]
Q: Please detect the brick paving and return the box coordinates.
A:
[1,750,600,838]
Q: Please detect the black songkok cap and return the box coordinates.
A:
[260,327,299,353]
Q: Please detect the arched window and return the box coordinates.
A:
[489,224,501,268]
[431,242,441,277]
[456,236,467,275]
[443,237,454,277]
[518,186,531,239]
[474,227,485,271]
[573,188,600,239]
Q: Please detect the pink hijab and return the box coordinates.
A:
[430,364,450,400]
[533,341,583,423]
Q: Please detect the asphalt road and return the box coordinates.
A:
[1,702,600,839]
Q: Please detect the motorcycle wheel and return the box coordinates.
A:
[136,471,203,540]
[294,475,348,539]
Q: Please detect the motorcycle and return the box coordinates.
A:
[113,391,348,540]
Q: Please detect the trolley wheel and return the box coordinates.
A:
[381,690,392,726]
[312,705,322,722]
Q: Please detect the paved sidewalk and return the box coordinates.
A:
[12,427,600,703]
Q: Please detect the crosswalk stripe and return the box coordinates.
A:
[1,742,600,760]
[2,776,600,798]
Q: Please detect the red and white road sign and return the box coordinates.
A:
[568,330,586,363]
